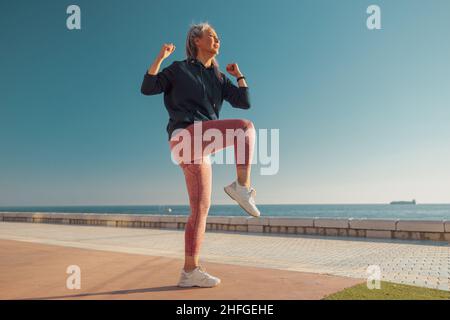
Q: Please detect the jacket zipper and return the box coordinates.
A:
[199,63,218,115]
[200,66,206,100]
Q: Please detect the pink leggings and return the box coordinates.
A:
[168,119,256,256]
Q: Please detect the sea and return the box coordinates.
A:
[1,204,450,220]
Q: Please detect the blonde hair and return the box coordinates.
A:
[185,22,224,83]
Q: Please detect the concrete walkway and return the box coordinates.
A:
[0,221,449,298]
[0,239,361,300]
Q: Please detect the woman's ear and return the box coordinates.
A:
[193,37,200,47]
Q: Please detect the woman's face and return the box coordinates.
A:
[195,28,220,55]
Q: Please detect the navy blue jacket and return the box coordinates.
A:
[140,57,251,140]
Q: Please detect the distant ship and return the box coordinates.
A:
[390,199,416,205]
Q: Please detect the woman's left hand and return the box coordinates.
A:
[226,63,243,78]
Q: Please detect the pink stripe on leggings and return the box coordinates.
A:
[168,118,256,256]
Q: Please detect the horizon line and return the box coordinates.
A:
[1,202,450,207]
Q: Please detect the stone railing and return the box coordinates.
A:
[1,212,449,243]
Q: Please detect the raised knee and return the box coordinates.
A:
[240,119,254,131]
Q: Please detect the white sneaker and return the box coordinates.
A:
[224,181,261,217]
[177,266,221,288]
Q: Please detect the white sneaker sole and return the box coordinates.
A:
[224,186,260,218]
[178,279,221,288]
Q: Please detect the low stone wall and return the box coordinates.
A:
[1,212,449,243]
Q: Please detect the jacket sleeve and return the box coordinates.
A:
[222,74,251,109]
[140,61,176,95]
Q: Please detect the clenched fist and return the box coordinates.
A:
[226,63,243,78]
[158,43,176,60]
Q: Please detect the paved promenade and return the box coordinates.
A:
[0,221,448,299]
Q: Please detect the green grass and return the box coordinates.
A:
[323,281,450,300]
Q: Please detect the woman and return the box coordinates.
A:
[140,22,260,288]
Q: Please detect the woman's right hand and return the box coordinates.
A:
[158,43,176,60]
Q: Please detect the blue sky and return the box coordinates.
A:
[1,0,449,206]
